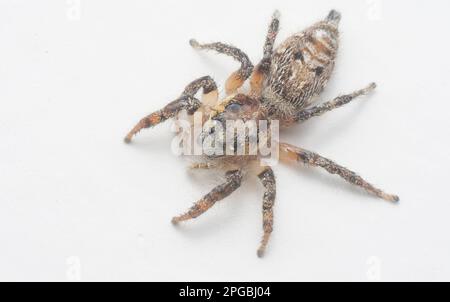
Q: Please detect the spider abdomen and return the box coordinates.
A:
[262,10,340,120]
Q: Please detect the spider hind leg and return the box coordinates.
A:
[280,143,399,202]
[295,83,376,123]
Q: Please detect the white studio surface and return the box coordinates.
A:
[0,0,449,281]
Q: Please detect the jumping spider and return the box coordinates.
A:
[124,10,399,257]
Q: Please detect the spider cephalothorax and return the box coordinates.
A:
[124,10,399,257]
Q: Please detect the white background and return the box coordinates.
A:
[1,0,449,281]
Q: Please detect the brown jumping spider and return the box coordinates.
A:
[124,10,399,257]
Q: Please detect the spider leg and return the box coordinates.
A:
[250,10,280,97]
[189,39,253,95]
[279,143,399,202]
[124,76,218,143]
[171,169,242,224]
[256,167,276,258]
[295,83,376,123]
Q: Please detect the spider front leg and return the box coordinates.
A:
[280,143,399,202]
[295,83,376,123]
[257,167,276,258]
[172,169,242,224]
[189,40,253,95]
[124,76,218,143]
[250,10,280,97]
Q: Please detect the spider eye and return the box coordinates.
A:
[226,103,241,113]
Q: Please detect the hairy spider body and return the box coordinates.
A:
[124,10,399,257]
[262,10,340,124]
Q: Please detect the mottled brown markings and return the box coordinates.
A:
[302,46,328,65]
[262,16,340,119]
[307,34,334,58]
